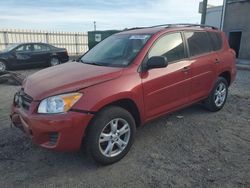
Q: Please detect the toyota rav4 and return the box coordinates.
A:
[11,24,236,164]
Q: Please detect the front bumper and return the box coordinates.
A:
[11,103,93,152]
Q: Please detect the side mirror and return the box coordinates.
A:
[146,56,168,70]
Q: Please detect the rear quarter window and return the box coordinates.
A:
[185,31,213,57]
[208,32,223,51]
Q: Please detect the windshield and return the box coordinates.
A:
[2,44,19,52]
[80,34,151,67]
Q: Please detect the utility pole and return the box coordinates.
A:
[201,0,208,24]
[94,21,96,31]
[220,0,227,30]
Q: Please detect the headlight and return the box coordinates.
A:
[38,93,82,114]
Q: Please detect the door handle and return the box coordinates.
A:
[182,66,190,72]
[215,58,220,64]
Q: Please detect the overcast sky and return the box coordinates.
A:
[0,0,223,32]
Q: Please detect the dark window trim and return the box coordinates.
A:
[181,31,190,58]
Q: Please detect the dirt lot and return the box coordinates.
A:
[0,68,249,188]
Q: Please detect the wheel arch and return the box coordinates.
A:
[89,98,141,128]
[50,54,59,59]
[78,90,145,127]
[81,98,142,151]
[106,99,141,127]
[0,59,8,69]
[219,71,231,86]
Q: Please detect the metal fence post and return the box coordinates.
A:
[3,31,9,48]
[45,33,49,43]
[75,34,79,55]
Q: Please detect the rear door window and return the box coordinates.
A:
[185,32,212,57]
[208,32,223,51]
[33,44,49,52]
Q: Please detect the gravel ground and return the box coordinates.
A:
[0,68,249,188]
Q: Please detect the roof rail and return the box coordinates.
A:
[123,27,146,31]
[149,23,218,30]
[123,23,218,31]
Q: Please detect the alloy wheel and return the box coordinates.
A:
[0,61,6,71]
[98,118,131,158]
[50,58,60,66]
[214,82,227,107]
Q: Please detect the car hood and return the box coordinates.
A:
[23,62,123,100]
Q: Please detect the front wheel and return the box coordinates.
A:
[86,106,136,165]
[204,77,228,112]
[0,61,7,71]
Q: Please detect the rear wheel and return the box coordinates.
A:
[86,106,136,165]
[0,61,6,71]
[204,77,228,112]
[50,57,60,66]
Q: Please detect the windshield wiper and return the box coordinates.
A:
[80,59,103,66]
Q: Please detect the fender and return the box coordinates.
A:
[74,89,146,124]
[92,91,144,115]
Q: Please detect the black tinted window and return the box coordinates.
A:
[185,32,212,57]
[208,32,222,51]
[149,33,185,63]
[33,44,49,52]
[15,44,32,52]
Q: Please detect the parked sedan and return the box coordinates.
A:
[0,43,69,71]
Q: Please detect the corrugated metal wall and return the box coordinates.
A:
[0,29,88,55]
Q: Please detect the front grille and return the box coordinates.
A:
[49,132,59,146]
[14,90,33,110]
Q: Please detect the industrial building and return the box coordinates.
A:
[223,0,250,59]
[204,5,223,29]
[201,0,250,59]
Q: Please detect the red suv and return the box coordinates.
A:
[11,24,236,164]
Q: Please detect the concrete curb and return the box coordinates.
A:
[236,59,250,71]
[236,64,250,71]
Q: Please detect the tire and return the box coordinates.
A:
[0,61,7,71]
[50,57,60,66]
[204,77,228,112]
[86,106,136,165]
